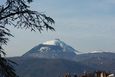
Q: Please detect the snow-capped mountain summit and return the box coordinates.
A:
[42,39,63,45]
[42,39,77,53]
[22,39,78,61]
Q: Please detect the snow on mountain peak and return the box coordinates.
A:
[42,39,69,49]
[22,39,79,61]
[90,50,105,53]
[42,39,78,53]
[42,39,64,46]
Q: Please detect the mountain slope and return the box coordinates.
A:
[9,52,115,77]
[76,52,115,72]
[22,39,78,61]
[10,57,93,77]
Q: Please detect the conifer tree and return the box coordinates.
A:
[0,0,55,77]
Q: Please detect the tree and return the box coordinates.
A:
[0,0,55,77]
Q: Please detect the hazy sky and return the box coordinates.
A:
[1,0,115,57]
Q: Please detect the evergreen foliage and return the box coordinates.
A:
[0,0,55,77]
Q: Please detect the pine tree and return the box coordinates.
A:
[0,0,55,77]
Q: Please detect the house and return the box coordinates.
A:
[63,71,114,77]
[108,74,115,77]
[80,71,114,77]
[95,71,109,77]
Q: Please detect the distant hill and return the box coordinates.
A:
[10,57,93,77]
[76,52,115,72]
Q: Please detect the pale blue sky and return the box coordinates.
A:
[1,0,115,56]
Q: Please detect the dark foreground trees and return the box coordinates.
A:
[0,0,55,77]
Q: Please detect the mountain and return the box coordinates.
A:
[22,39,78,61]
[88,50,114,54]
[76,52,115,72]
[10,57,94,77]
[10,52,115,77]
[8,39,115,77]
